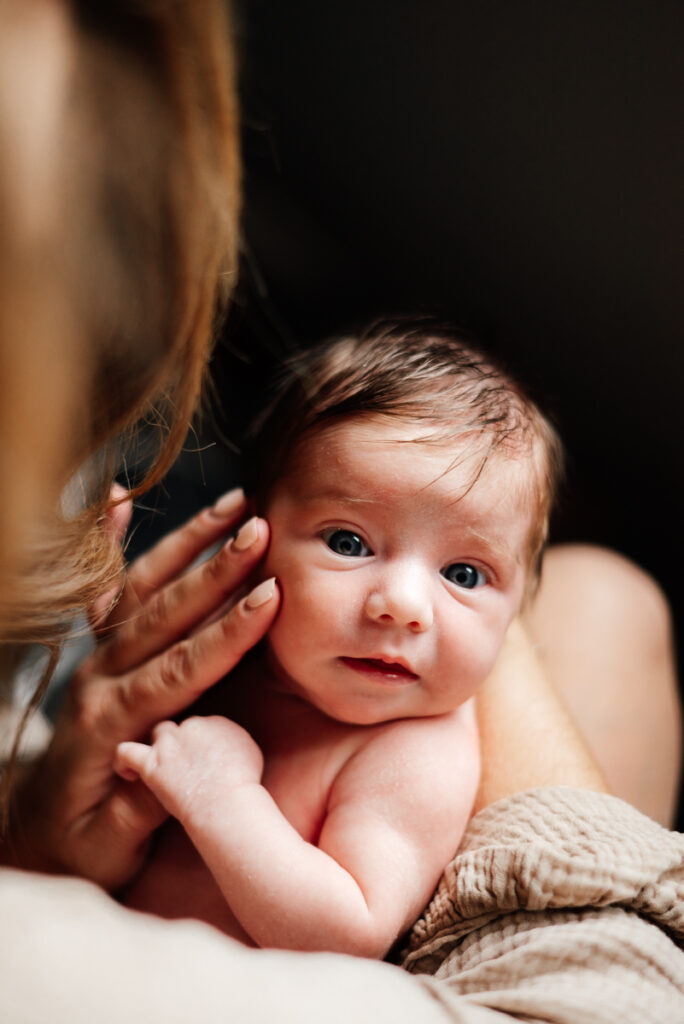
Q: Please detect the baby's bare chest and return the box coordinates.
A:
[256,707,365,842]
[198,674,369,839]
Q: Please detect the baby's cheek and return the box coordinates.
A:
[472,621,509,681]
[264,614,288,668]
[268,565,357,668]
[450,624,501,692]
[264,593,313,680]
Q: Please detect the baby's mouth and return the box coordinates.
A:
[339,657,419,680]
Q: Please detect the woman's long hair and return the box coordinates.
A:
[0,0,240,649]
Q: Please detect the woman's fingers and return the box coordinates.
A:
[106,578,279,740]
[94,516,269,676]
[104,487,248,629]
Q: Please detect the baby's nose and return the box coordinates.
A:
[364,572,434,632]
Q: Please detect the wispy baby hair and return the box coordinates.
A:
[247,317,563,573]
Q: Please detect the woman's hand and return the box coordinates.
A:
[8,488,280,890]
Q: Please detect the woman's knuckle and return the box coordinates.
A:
[79,690,122,744]
[217,602,239,636]
[96,624,131,669]
[65,669,109,732]
[217,606,250,652]
[125,564,155,604]
[202,544,229,585]
[158,641,194,692]
[185,514,209,545]
[141,588,171,634]
[107,791,150,838]
[110,674,146,725]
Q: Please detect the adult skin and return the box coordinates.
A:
[526,544,681,827]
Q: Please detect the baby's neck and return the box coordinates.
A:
[191,645,322,727]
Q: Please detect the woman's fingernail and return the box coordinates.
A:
[232,516,259,551]
[245,577,276,609]
[210,487,245,518]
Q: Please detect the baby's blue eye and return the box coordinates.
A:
[322,529,372,557]
[441,563,486,589]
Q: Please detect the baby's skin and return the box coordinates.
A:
[117,414,535,956]
[121,661,479,955]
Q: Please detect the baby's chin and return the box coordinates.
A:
[304,696,398,727]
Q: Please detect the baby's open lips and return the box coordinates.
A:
[339,656,419,680]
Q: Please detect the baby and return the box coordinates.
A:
[116,318,562,956]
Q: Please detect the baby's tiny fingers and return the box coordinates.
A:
[115,741,152,781]
[150,720,179,742]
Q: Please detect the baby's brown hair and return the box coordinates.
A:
[248,318,563,581]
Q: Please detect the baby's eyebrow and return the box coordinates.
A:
[336,495,382,506]
[439,523,524,568]
[303,489,381,507]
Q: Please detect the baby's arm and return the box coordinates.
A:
[115,707,479,957]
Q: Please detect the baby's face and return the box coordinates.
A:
[262,414,534,725]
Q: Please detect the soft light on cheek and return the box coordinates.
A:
[321,570,366,620]
[334,602,361,633]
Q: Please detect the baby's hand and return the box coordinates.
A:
[115,716,264,824]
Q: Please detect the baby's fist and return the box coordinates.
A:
[115,716,264,823]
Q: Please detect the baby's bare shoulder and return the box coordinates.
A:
[371,703,477,762]
[331,703,480,824]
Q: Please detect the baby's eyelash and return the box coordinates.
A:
[320,528,373,558]
[440,562,488,589]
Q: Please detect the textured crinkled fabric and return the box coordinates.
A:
[403,788,684,1024]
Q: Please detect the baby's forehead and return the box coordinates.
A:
[288,414,538,481]
[277,414,542,530]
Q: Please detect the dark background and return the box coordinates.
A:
[134,2,683,820]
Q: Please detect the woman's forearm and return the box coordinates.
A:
[473,619,606,814]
